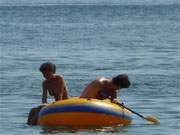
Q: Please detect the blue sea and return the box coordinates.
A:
[0,0,180,135]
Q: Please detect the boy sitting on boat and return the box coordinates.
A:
[27,62,69,125]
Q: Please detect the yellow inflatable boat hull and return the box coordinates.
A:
[38,98,132,126]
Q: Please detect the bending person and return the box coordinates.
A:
[80,74,130,103]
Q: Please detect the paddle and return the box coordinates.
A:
[116,102,160,125]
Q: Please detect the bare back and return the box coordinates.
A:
[80,78,108,98]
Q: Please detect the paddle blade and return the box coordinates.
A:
[144,116,160,125]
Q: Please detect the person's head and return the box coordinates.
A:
[112,74,131,89]
[39,62,56,79]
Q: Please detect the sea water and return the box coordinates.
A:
[0,0,180,135]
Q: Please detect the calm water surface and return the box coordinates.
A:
[0,2,180,135]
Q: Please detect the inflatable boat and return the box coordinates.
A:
[38,98,132,126]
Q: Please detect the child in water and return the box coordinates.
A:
[27,62,69,125]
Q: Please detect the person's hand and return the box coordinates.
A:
[111,99,119,104]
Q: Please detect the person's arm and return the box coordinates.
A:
[110,90,117,102]
[62,78,69,99]
[56,76,65,100]
[42,82,48,104]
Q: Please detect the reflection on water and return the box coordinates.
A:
[40,125,128,134]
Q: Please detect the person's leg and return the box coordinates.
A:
[27,105,46,125]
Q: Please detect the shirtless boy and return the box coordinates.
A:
[27,62,69,125]
[80,74,130,103]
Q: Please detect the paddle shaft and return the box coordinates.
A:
[117,102,146,119]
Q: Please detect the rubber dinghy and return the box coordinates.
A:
[38,97,132,126]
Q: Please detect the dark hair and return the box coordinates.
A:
[112,74,130,88]
[39,62,56,73]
